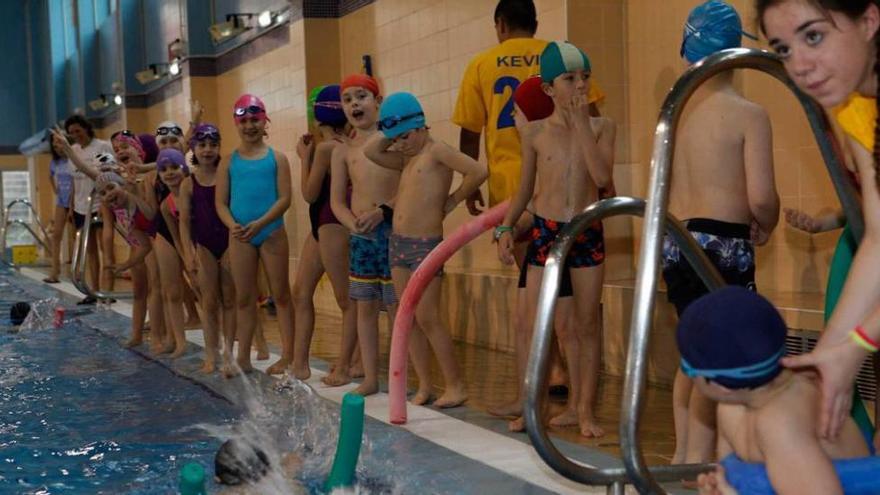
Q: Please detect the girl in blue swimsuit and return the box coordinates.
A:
[216,94,295,375]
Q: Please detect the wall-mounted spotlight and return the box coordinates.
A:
[257,10,273,28]
[209,13,253,45]
[134,63,178,85]
[88,93,123,111]
[169,58,181,76]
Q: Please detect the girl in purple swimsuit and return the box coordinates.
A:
[292,85,360,385]
[177,124,238,375]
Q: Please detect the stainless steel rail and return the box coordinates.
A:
[70,193,133,299]
[622,48,860,494]
[524,196,723,492]
[0,199,52,267]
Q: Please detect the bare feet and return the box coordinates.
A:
[160,341,176,354]
[169,346,187,359]
[549,407,579,427]
[321,368,351,387]
[291,364,311,381]
[352,380,379,397]
[434,385,468,409]
[199,360,216,374]
[579,419,605,438]
[149,341,163,354]
[488,400,522,418]
[125,334,143,348]
[266,358,290,375]
[349,362,364,379]
[508,416,525,432]
[411,387,432,406]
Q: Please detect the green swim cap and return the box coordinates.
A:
[307,85,326,126]
[540,41,591,83]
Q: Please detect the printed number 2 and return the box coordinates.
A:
[494,76,520,130]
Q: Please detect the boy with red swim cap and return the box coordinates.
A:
[329,74,401,397]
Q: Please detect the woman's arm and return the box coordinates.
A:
[50,129,99,180]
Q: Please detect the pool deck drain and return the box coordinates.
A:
[17,267,692,495]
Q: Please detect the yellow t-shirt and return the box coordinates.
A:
[833,93,876,152]
[452,38,606,206]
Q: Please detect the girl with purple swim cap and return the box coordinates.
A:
[292,85,361,385]
[177,122,239,374]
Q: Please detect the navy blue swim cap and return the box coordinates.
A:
[676,286,787,389]
[314,85,347,128]
[681,1,751,64]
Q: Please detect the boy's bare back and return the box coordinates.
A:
[344,131,400,216]
[525,115,613,222]
[670,86,776,228]
[393,141,454,237]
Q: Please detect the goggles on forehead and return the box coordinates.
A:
[234,105,266,117]
[111,129,137,141]
[194,128,220,141]
[156,125,183,137]
[314,101,343,110]
[377,112,424,132]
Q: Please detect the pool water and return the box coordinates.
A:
[0,320,243,494]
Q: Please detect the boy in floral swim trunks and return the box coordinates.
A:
[365,92,487,408]
[496,41,615,438]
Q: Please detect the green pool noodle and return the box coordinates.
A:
[178,462,206,495]
[325,392,365,492]
[823,225,874,442]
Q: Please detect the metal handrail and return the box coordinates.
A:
[623,48,860,494]
[524,196,722,491]
[70,193,133,299]
[0,199,52,265]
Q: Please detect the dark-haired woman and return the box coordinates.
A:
[44,136,75,283]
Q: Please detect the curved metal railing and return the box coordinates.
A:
[524,196,722,493]
[70,193,133,299]
[524,48,860,494]
[0,199,52,267]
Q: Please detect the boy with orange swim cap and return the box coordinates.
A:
[329,74,401,397]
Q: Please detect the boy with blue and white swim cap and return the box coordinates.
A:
[678,287,868,495]
[662,0,780,466]
[496,40,616,438]
[363,92,486,408]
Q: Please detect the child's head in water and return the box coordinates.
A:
[539,41,592,107]
[676,286,788,403]
[340,74,382,130]
[214,439,271,486]
[378,92,428,156]
[757,0,880,108]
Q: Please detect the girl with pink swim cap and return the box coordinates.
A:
[216,93,296,376]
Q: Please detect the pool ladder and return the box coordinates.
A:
[0,199,52,268]
[522,48,863,494]
[70,192,133,300]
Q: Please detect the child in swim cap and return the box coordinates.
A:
[678,287,869,495]
[497,40,616,438]
[363,91,486,407]
[292,84,360,385]
[330,74,401,397]
[214,439,304,494]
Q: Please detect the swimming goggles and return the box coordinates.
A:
[193,128,220,141]
[681,347,785,381]
[314,101,343,110]
[234,105,266,117]
[377,112,424,131]
[156,125,183,136]
[111,129,137,140]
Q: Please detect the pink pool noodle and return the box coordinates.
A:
[388,200,509,424]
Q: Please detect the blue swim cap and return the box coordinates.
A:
[314,85,347,128]
[378,92,426,139]
[540,41,591,83]
[681,1,751,64]
[676,286,787,390]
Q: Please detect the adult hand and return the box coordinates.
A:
[355,208,383,234]
[296,134,315,162]
[782,337,867,439]
[49,127,73,157]
[784,208,822,234]
[496,231,515,265]
[466,189,484,216]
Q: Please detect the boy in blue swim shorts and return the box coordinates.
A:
[678,287,868,495]
[330,74,400,397]
[365,92,486,408]
[496,41,616,438]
